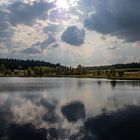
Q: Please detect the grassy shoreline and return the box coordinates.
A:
[0,75,140,80]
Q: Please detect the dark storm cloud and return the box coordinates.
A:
[84,0,140,42]
[8,1,55,26]
[21,47,41,54]
[61,26,85,46]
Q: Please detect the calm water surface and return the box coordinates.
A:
[0,77,140,140]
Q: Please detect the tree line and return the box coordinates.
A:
[0,58,61,70]
[0,58,140,78]
[0,59,86,76]
[86,62,140,70]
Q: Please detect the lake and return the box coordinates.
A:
[0,77,140,140]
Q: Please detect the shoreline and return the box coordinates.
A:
[0,75,140,80]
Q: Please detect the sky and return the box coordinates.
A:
[0,0,140,66]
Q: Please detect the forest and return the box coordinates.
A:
[0,58,140,79]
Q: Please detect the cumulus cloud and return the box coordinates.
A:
[0,10,9,38]
[33,34,56,49]
[43,24,61,34]
[8,0,55,26]
[77,0,94,16]
[0,44,8,54]
[0,0,140,65]
[49,9,68,21]
[107,45,118,50]
[21,46,42,54]
[51,43,59,48]
[0,0,55,52]
[61,26,85,46]
[84,0,140,42]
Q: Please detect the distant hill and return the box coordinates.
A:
[0,58,63,70]
[85,63,140,70]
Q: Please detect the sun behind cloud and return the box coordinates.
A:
[56,0,69,9]
[55,0,78,10]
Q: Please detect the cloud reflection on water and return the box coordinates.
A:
[0,78,140,139]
